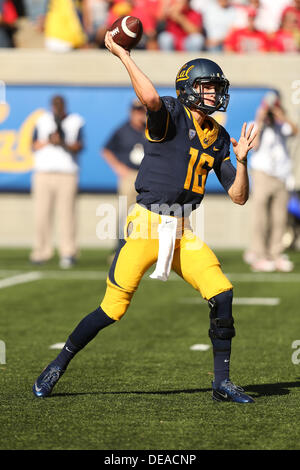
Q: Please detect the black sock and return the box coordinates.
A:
[212,338,231,387]
[69,306,115,348]
[52,307,115,370]
[209,290,234,387]
[52,337,81,370]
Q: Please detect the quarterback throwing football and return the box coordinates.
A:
[33,31,257,402]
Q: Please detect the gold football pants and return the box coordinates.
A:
[101,204,233,321]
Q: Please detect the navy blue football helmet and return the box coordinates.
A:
[175,58,230,115]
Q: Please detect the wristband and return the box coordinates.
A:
[236,157,247,165]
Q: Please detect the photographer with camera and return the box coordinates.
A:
[30,95,84,269]
[244,91,298,272]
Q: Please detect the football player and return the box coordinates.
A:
[32,32,257,403]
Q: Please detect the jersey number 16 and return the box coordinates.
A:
[184,148,215,194]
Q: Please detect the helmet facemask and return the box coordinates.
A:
[187,78,230,115]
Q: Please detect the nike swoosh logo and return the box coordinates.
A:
[213,146,220,151]
[65,347,73,353]
[34,382,42,393]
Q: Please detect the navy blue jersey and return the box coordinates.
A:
[135,96,236,215]
[103,121,146,171]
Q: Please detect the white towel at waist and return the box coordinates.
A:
[149,215,178,282]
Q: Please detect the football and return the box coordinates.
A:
[109,16,143,51]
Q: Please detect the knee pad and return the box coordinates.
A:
[208,290,235,341]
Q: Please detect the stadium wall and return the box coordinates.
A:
[0,51,299,249]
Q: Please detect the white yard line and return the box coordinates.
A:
[190,344,210,351]
[232,297,280,306]
[49,343,65,350]
[41,271,107,280]
[226,273,300,283]
[0,269,299,283]
[0,270,21,276]
[179,297,280,306]
[0,271,43,289]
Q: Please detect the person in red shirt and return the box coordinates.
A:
[157,0,204,51]
[281,0,300,29]
[224,8,270,52]
[0,0,18,47]
[271,10,300,52]
[130,0,162,49]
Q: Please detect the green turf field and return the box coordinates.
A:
[0,248,300,450]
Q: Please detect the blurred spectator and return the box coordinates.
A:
[130,0,162,50]
[157,0,204,52]
[232,1,263,29]
[82,0,110,47]
[23,0,48,40]
[270,10,300,52]
[12,0,25,16]
[232,0,291,32]
[108,0,162,50]
[43,0,87,52]
[190,0,216,13]
[244,91,298,272]
[281,0,300,29]
[24,0,48,22]
[31,95,85,269]
[0,0,19,47]
[202,0,237,52]
[101,98,146,250]
[224,7,270,52]
[107,0,133,25]
[257,0,291,33]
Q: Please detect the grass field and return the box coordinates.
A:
[1,248,300,451]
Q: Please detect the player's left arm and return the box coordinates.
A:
[228,122,257,205]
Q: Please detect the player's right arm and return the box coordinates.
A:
[104,32,162,112]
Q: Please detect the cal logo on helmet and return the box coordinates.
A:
[176,65,194,83]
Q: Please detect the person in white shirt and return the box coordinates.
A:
[232,0,291,32]
[202,0,237,51]
[244,91,298,272]
[257,0,291,33]
[30,95,84,268]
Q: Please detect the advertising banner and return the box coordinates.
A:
[0,84,272,192]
